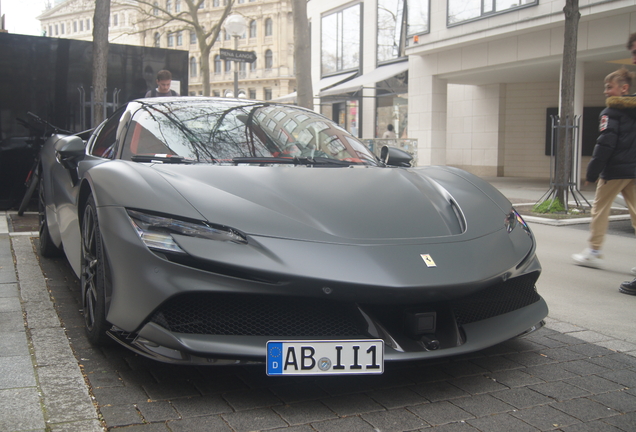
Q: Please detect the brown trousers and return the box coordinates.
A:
[589,178,636,250]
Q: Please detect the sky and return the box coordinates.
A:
[1,0,50,36]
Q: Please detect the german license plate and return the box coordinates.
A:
[266,340,384,376]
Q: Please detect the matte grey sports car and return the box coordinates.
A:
[38,97,547,374]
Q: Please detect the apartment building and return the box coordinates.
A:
[38,0,296,101]
[308,0,636,177]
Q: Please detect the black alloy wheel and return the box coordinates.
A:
[81,194,112,345]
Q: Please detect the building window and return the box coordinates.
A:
[249,89,256,99]
[264,18,273,36]
[448,0,538,26]
[264,88,272,100]
[250,59,257,71]
[86,19,91,30]
[80,20,83,31]
[213,90,220,97]
[225,60,232,72]
[61,23,65,34]
[265,50,273,69]
[113,14,118,26]
[166,0,172,12]
[249,20,257,38]
[48,25,52,36]
[190,30,196,44]
[378,0,429,63]
[154,32,161,47]
[214,55,222,74]
[190,57,198,77]
[73,21,77,32]
[153,2,159,15]
[175,0,181,12]
[176,31,183,45]
[167,32,174,47]
[55,24,59,35]
[224,30,231,41]
[199,1,204,9]
[321,4,361,75]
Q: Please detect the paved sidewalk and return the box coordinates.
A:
[0,213,103,431]
[0,177,635,431]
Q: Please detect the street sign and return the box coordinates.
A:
[219,48,257,63]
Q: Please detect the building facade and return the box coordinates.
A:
[38,0,296,101]
[308,0,636,178]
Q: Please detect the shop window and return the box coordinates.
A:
[378,0,429,62]
[448,0,538,26]
[321,4,360,76]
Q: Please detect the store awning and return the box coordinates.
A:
[272,92,297,103]
[271,71,358,103]
[319,61,408,97]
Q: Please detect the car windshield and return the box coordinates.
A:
[120,99,379,166]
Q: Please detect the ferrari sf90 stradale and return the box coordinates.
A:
[37,97,547,375]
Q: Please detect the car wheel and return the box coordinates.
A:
[38,175,63,257]
[81,194,112,345]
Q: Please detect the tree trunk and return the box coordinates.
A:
[92,0,111,127]
[555,0,580,205]
[292,0,312,108]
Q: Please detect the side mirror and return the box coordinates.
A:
[381,146,412,167]
[55,135,86,169]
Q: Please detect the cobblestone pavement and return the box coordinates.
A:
[33,239,636,432]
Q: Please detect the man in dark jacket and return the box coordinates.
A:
[145,70,180,97]
[572,68,636,278]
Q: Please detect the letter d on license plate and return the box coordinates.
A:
[266,340,384,376]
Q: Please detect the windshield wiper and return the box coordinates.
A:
[131,154,194,164]
[231,156,363,166]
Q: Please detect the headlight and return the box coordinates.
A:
[505,208,531,236]
[127,209,247,254]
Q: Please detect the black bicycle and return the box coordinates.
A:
[16,113,72,216]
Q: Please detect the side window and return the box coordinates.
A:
[90,109,125,158]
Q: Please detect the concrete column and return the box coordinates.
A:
[408,55,447,166]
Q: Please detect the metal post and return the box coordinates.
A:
[233,35,239,98]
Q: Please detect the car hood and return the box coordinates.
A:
[149,164,508,244]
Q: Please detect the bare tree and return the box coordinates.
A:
[292,0,312,109]
[132,0,234,96]
[93,0,111,126]
[554,0,580,205]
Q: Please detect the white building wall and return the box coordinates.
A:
[503,82,558,178]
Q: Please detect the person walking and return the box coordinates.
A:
[145,70,180,97]
[571,68,636,273]
[618,32,636,295]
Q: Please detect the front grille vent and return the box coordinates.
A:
[452,272,540,326]
[150,293,363,337]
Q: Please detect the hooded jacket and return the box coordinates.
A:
[586,95,636,182]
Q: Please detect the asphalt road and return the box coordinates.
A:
[531,219,636,345]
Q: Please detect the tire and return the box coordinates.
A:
[17,168,39,216]
[38,176,63,258]
[81,194,112,345]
